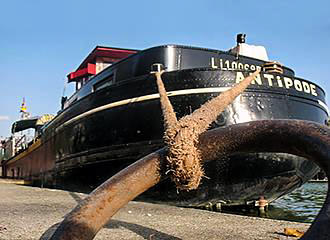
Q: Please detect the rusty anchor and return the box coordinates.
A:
[48,69,330,240]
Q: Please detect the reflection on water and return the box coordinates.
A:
[219,182,327,223]
[269,182,327,223]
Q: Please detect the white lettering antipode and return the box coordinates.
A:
[235,72,318,96]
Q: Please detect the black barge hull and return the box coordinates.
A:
[2,45,328,206]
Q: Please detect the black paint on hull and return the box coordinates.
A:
[52,68,327,205]
[4,45,329,206]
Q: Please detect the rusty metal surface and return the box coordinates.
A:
[4,138,56,180]
[198,120,330,240]
[48,120,330,240]
[49,149,168,240]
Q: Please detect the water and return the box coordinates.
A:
[268,182,327,223]
[219,182,328,223]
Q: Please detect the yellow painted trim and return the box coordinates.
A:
[6,139,42,165]
[0,179,32,185]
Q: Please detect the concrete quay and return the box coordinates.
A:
[0,180,310,240]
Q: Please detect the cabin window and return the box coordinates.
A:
[76,80,82,90]
[93,74,114,92]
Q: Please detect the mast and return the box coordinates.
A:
[20,97,30,120]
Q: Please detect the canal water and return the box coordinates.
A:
[269,182,327,223]
[220,182,327,223]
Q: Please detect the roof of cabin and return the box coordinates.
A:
[76,46,139,70]
[67,46,138,82]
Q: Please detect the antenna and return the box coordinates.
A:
[62,77,67,97]
[61,78,68,110]
[236,33,246,60]
[20,97,26,113]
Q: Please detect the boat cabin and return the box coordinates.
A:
[67,46,138,91]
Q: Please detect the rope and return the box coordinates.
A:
[155,70,260,190]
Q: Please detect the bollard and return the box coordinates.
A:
[256,196,268,217]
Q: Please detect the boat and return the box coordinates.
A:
[309,169,328,182]
[1,34,329,207]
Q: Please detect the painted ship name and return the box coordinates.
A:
[235,71,318,96]
[211,57,262,72]
[210,57,318,96]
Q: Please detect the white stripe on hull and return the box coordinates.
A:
[318,100,330,116]
[56,87,328,131]
[56,87,231,131]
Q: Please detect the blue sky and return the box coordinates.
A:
[0,0,329,137]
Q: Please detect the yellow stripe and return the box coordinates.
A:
[6,139,42,165]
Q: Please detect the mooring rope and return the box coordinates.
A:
[155,70,260,190]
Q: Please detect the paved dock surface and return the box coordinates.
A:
[0,180,310,240]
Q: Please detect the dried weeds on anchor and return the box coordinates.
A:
[153,63,260,191]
